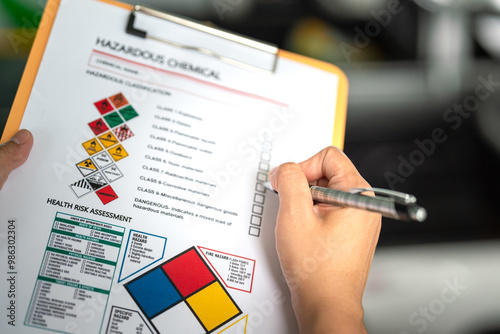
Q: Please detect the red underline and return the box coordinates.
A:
[91,49,288,108]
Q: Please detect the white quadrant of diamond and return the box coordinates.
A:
[151,302,205,334]
[92,151,113,169]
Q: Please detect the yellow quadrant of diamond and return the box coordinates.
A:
[186,281,239,332]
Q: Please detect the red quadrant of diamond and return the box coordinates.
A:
[95,185,118,205]
[162,248,215,297]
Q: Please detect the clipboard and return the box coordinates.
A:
[0,0,348,333]
[1,0,347,147]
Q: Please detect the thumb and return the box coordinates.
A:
[269,162,315,221]
[0,129,34,190]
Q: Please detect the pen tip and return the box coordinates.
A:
[409,206,427,222]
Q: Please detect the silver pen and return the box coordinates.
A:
[263,182,427,222]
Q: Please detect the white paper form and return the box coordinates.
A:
[0,0,346,333]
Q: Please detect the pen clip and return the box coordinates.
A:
[350,187,417,205]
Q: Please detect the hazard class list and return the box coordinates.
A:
[134,104,239,226]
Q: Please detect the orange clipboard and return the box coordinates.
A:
[1,0,347,147]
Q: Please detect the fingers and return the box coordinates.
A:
[270,147,381,333]
[268,146,372,221]
[269,162,315,220]
[0,129,34,190]
[268,146,368,212]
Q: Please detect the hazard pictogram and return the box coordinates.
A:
[88,118,109,135]
[102,164,123,183]
[96,185,119,205]
[86,172,108,191]
[104,112,124,128]
[76,158,98,176]
[108,144,129,162]
[113,124,134,141]
[94,98,114,115]
[71,93,139,206]
[110,93,128,109]
[92,151,113,169]
[82,138,103,156]
[98,131,119,148]
[70,179,92,198]
[118,105,139,121]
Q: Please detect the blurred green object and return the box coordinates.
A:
[0,0,46,57]
[1,0,43,27]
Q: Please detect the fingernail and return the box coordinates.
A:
[269,167,277,180]
[10,130,30,145]
[268,166,277,185]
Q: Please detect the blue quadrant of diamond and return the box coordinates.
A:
[126,268,181,318]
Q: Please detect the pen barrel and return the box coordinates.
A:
[310,186,404,220]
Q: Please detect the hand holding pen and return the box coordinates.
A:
[269,146,381,334]
[264,184,427,222]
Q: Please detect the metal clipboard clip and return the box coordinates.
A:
[126,5,279,74]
